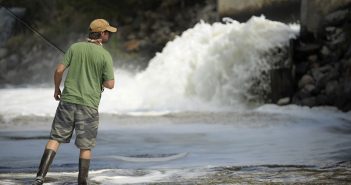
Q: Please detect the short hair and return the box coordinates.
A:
[88,32,101,40]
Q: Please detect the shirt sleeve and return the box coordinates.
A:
[102,55,115,81]
[60,46,73,67]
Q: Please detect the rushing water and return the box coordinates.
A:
[1,17,351,184]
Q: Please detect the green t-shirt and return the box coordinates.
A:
[60,42,114,109]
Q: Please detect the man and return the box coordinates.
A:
[32,19,117,185]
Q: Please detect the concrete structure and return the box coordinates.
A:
[301,0,351,38]
[217,0,300,23]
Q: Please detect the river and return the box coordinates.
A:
[0,17,350,184]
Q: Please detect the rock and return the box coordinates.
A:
[296,88,311,100]
[330,32,346,47]
[335,80,351,111]
[344,43,351,59]
[324,9,350,26]
[6,54,20,70]
[296,43,321,54]
[295,62,309,77]
[326,80,338,95]
[0,59,6,76]
[327,66,340,81]
[316,94,329,105]
[277,97,290,105]
[124,39,140,52]
[320,46,331,56]
[304,84,316,93]
[0,48,7,58]
[326,27,344,42]
[292,95,301,105]
[298,74,315,89]
[325,26,336,33]
[0,7,25,47]
[301,97,317,107]
[308,55,318,62]
[319,65,332,73]
[341,58,351,78]
[311,68,324,82]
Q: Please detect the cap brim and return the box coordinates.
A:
[106,26,117,32]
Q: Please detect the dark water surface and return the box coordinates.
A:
[0,109,351,184]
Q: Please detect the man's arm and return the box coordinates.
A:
[103,80,115,89]
[54,64,66,100]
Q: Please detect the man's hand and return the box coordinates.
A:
[54,88,61,101]
[54,64,65,101]
[103,80,115,89]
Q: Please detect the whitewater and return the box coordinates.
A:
[0,16,299,121]
[0,17,351,184]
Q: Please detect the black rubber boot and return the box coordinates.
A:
[78,158,90,185]
[32,149,56,185]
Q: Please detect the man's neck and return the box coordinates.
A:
[87,38,102,46]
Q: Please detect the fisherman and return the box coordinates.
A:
[32,19,117,185]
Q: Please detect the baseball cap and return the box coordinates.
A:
[89,19,117,32]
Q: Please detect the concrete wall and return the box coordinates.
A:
[301,0,351,38]
[218,0,288,15]
[217,0,300,22]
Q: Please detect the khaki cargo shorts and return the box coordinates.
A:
[50,101,99,149]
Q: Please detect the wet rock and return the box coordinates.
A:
[296,43,321,54]
[311,68,324,83]
[327,66,340,81]
[324,9,350,26]
[335,80,351,111]
[297,88,311,100]
[321,46,331,56]
[316,94,329,105]
[341,59,351,77]
[344,43,351,59]
[329,32,346,48]
[301,97,317,107]
[0,59,6,79]
[308,55,318,62]
[304,84,316,93]
[325,80,338,96]
[295,62,309,77]
[326,27,343,42]
[319,65,332,73]
[292,94,301,105]
[277,97,290,105]
[6,54,20,70]
[0,48,7,58]
[124,39,141,52]
[0,7,25,47]
[325,26,336,33]
[292,4,351,111]
[298,74,315,89]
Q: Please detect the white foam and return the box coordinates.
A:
[255,104,351,122]
[89,168,209,184]
[101,16,298,113]
[0,88,58,121]
[0,16,299,120]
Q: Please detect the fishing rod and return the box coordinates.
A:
[1,5,65,54]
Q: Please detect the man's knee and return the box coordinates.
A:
[80,149,92,159]
[46,139,60,152]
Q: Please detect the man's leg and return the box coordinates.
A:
[75,104,99,185]
[46,139,61,152]
[32,140,60,185]
[78,149,91,185]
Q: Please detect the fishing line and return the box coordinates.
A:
[1,5,65,54]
